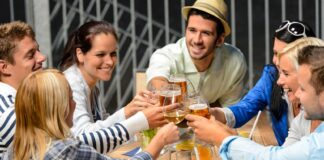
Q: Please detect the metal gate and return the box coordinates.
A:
[2,0,324,113]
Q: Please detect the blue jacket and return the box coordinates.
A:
[229,65,288,145]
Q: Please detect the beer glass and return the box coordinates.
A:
[170,74,197,128]
[169,74,187,96]
[188,96,211,118]
[160,84,188,125]
[191,144,217,160]
[189,96,215,160]
[169,73,197,98]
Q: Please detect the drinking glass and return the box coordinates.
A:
[169,73,197,98]
[175,150,193,160]
[188,96,215,160]
[139,83,158,149]
[188,96,211,119]
[169,74,197,128]
[191,144,217,160]
[160,84,188,126]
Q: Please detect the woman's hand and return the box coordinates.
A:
[144,123,179,159]
[124,90,158,118]
[155,122,179,145]
[142,103,179,128]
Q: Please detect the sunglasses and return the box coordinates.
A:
[275,21,307,37]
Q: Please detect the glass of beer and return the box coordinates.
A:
[169,74,197,98]
[191,144,217,160]
[188,96,215,160]
[160,84,188,126]
[188,96,210,118]
[170,74,198,128]
[169,74,187,97]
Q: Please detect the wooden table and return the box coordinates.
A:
[107,141,221,160]
[107,111,277,159]
[237,111,278,146]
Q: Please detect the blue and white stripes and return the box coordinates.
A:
[0,84,16,155]
[78,123,130,154]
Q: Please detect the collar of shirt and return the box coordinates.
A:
[0,82,17,98]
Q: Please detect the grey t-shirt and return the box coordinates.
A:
[283,109,311,147]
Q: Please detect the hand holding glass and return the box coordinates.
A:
[160,84,188,125]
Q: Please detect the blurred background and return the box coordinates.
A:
[0,0,323,113]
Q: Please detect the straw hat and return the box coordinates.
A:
[182,0,231,36]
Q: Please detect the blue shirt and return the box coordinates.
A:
[228,65,288,145]
[219,122,324,160]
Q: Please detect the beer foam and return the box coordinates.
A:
[170,77,186,82]
[189,104,208,110]
[160,90,181,96]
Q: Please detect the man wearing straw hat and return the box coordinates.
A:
[146,0,247,108]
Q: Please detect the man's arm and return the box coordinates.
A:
[78,105,170,154]
[228,65,276,128]
[186,114,322,160]
[78,123,130,154]
[219,132,320,160]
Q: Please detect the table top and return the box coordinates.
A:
[107,111,277,159]
[237,111,278,146]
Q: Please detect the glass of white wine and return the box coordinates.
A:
[160,84,188,125]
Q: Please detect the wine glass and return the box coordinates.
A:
[160,84,188,125]
[169,74,197,128]
[159,84,188,156]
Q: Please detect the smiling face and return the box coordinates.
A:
[4,36,46,89]
[185,15,221,63]
[277,53,299,103]
[296,64,324,120]
[77,33,117,87]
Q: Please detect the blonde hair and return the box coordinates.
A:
[14,69,71,160]
[278,37,324,70]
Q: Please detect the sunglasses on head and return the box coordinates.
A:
[275,21,307,37]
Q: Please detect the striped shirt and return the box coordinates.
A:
[0,82,135,155]
[0,82,16,156]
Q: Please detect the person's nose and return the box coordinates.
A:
[104,55,115,66]
[273,56,278,67]
[36,51,47,63]
[295,87,301,99]
[277,72,284,86]
[193,33,203,45]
